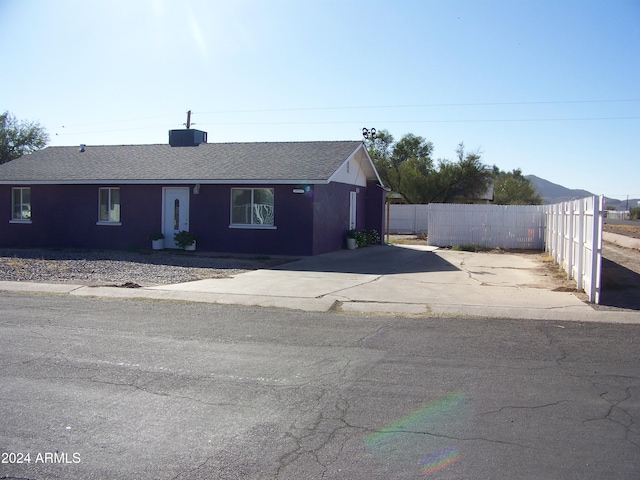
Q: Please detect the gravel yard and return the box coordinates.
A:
[0,249,294,287]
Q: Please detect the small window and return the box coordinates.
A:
[231,188,274,226]
[11,187,31,221]
[174,199,180,230]
[98,187,120,224]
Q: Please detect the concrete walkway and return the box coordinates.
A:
[3,244,638,323]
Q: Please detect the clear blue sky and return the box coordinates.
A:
[1,0,638,200]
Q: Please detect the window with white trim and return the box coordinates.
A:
[98,187,120,224]
[11,187,31,221]
[231,188,274,226]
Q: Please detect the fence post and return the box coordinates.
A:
[386,201,390,244]
[576,198,584,290]
[559,203,566,267]
[567,200,574,281]
[588,195,604,304]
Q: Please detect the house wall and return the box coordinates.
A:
[365,181,386,237]
[191,183,315,256]
[0,181,385,255]
[0,183,316,255]
[0,184,162,249]
[312,183,354,254]
[311,181,385,255]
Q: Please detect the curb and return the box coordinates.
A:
[604,232,640,251]
[2,281,638,324]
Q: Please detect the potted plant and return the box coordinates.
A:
[174,230,197,251]
[346,229,358,250]
[148,232,165,250]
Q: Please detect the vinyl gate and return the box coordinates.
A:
[545,195,604,304]
[426,203,546,250]
[388,204,429,233]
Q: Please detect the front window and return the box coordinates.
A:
[231,188,274,226]
[98,187,120,223]
[11,187,31,221]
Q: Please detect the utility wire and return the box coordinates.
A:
[197,98,640,114]
[53,115,640,136]
[195,116,640,126]
[53,98,639,131]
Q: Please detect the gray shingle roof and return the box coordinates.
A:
[0,141,370,184]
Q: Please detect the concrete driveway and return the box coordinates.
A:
[2,244,637,322]
[140,244,633,322]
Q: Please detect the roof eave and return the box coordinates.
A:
[0,179,333,185]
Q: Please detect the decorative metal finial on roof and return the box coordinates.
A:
[362,127,376,140]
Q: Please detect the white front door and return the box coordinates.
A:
[349,191,357,230]
[163,187,190,249]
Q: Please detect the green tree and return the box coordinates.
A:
[0,111,49,165]
[367,130,434,202]
[491,167,542,205]
[367,130,491,203]
[428,143,492,203]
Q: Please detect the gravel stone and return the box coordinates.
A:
[0,249,294,287]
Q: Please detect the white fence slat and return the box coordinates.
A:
[425,203,545,250]
[388,204,429,233]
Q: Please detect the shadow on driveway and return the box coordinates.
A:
[271,244,460,275]
[600,258,640,310]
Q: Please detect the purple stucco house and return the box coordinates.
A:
[0,130,385,256]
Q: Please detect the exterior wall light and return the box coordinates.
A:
[293,185,312,195]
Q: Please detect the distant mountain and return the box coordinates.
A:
[525,175,639,210]
[526,175,593,204]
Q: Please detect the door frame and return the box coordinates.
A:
[162,187,191,249]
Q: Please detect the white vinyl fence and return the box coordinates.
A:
[426,203,546,250]
[388,204,430,233]
[545,195,604,304]
[604,210,630,220]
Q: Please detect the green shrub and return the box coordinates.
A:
[173,230,196,249]
[631,207,640,220]
[365,229,380,245]
[347,229,380,247]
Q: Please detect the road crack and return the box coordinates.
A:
[482,400,569,415]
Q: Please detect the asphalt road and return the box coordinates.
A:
[0,294,638,479]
